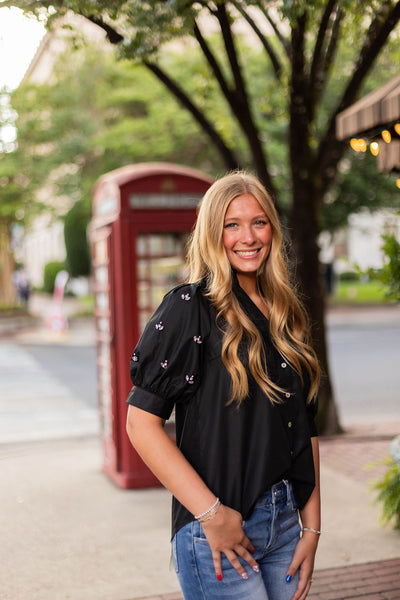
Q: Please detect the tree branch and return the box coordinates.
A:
[215,4,248,102]
[231,0,283,82]
[193,22,232,100]
[309,4,343,121]
[264,8,291,59]
[309,0,338,93]
[86,15,124,44]
[53,8,239,170]
[289,12,310,181]
[322,6,343,78]
[143,61,240,170]
[213,3,275,196]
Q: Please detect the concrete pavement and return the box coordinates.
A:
[1,297,399,599]
[2,431,400,600]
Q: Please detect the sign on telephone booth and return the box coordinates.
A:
[91,163,213,489]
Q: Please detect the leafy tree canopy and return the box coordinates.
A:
[0,40,227,225]
[3,0,399,225]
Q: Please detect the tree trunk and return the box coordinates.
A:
[289,13,341,435]
[0,219,16,306]
[290,179,341,434]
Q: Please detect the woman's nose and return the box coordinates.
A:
[241,225,256,243]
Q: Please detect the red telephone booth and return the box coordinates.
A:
[91,163,213,488]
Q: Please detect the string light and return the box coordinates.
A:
[350,138,367,152]
[348,129,400,190]
[370,141,379,156]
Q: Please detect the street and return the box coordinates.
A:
[0,307,399,443]
[328,318,400,425]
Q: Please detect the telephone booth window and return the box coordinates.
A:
[136,233,189,333]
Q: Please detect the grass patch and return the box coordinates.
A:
[333,280,392,304]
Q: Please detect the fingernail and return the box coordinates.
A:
[250,548,255,554]
[217,574,223,581]
[252,564,260,573]
[241,572,248,580]
[286,574,292,583]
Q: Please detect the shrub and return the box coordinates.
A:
[338,270,359,282]
[64,199,91,278]
[372,436,400,530]
[43,260,67,294]
[380,233,400,302]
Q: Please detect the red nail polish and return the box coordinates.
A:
[250,548,255,554]
[217,574,223,581]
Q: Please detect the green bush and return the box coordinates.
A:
[338,270,359,282]
[373,459,400,530]
[372,436,400,530]
[64,199,91,278]
[380,233,400,302]
[43,261,67,294]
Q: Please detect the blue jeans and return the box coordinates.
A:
[172,480,301,600]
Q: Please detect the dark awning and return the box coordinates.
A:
[336,74,400,140]
[336,75,400,173]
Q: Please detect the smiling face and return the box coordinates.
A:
[222,193,272,282]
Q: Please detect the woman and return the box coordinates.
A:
[126,171,321,600]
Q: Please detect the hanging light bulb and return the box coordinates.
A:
[381,130,391,143]
[370,141,379,156]
[350,138,367,152]
[394,123,400,136]
[359,139,367,152]
[350,138,360,151]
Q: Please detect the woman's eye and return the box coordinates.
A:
[224,222,237,229]
[255,219,267,226]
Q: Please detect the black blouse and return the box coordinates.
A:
[127,276,318,538]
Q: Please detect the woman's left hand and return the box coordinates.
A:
[285,531,319,600]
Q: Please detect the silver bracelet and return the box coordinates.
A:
[302,527,321,536]
[195,498,221,522]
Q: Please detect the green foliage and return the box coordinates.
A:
[372,457,400,530]
[64,200,91,278]
[3,1,400,228]
[1,42,224,228]
[43,260,66,294]
[380,233,400,302]
[338,270,359,282]
[321,153,400,232]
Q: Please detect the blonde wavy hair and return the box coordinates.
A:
[187,171,320,406]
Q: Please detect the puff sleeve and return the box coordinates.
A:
[127,282,209,420]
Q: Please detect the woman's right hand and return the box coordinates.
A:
[201,504,259,581]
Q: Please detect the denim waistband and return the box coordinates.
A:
[254,479,295,508]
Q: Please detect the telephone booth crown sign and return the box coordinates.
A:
[91,163,213,488]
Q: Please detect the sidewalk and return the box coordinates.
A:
[2,431,400,600]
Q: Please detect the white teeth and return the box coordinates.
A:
[236,250,259,257]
